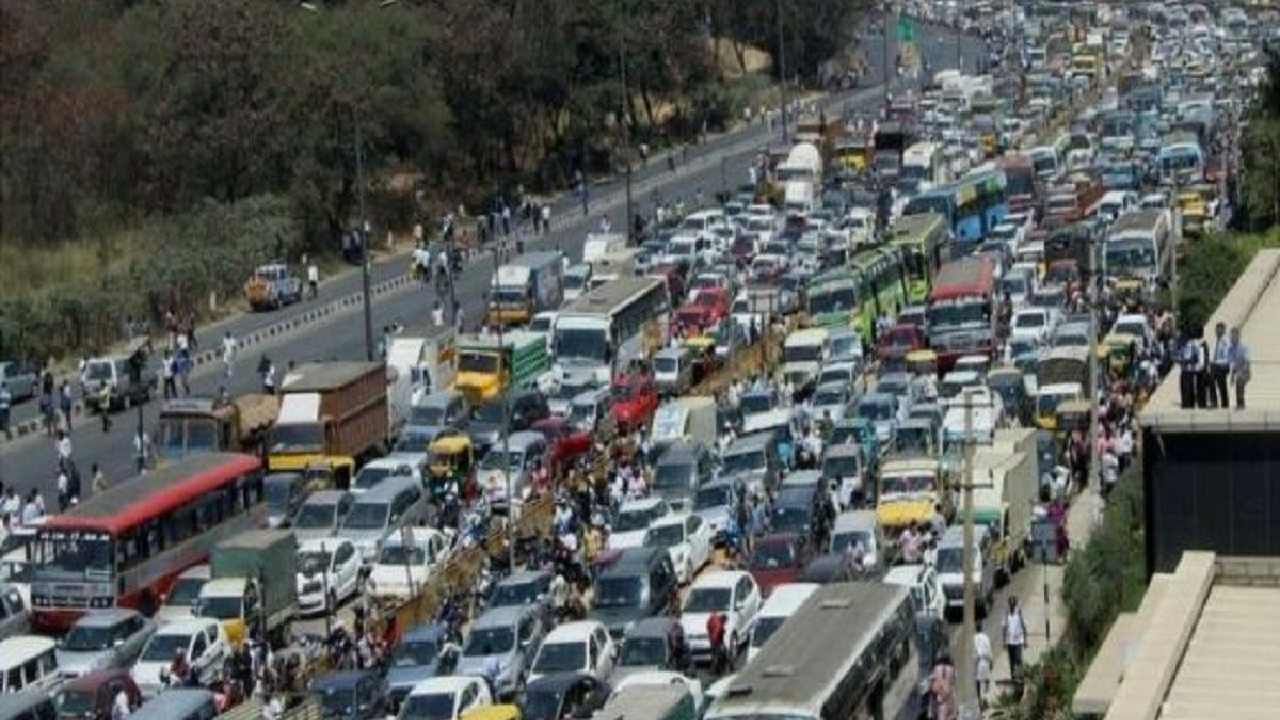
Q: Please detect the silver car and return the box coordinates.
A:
[454,605,545,700]
[56,609,157,679]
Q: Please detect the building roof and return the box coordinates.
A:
[1143,249,1280,432]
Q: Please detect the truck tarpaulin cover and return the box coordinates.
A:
[279,393,321,424]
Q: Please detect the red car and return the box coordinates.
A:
[531,417,592,475]
[748,533,814,597]
[673,288,730,336]
[57,670,142,720]
[876,323,927,360]
[610,373,659,432]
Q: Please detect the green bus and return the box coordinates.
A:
[850,246,910,339]
[887,212,948,304]
[806,269,863,331]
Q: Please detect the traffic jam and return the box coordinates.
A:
[0,2,1263,720]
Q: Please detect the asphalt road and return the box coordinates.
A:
[0,20,987,514]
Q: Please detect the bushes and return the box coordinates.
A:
[1176,230,1280,336]
[0,194,299,363]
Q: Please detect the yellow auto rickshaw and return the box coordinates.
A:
[427,434,475,501]
[462,706,522,720]
[906,348,939,378]
[1056,398,1092,442]
[1098,332,1137,377]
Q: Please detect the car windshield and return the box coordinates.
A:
[831,530,872,554]
[342,502,389,531]
[298,550,332,575]
[142,633,190,662]
[881,473,935,495]
[391,639,438,667]
[822,455,859,478]
[166,577,207,607]
[294,503,336,530]
[354,466,401,491]
[751,615,787,649]
[85,361,113,381]
[379,543,428,565]
[751,541,798,569]
[58,690,96,717]
[464,626,515,656]
[652,463,692,490]
[858,401,892,422]
[458,352,499,374]
[644,523,685,549]
[771,506,810,533]
[533,642,587,673]
[694,486,731,510]
[812,389,845,406]
[522,690,562,720]
[619,636,668,667]
[473,402,505,424]
[401,693,455,720]
[1014,313,1045,328]
[614,507,655,533]
[63,624,117,651]
[654,357,678,374]
[683,587,731,613]
[317,687,356,719]
[1114,321,1147,337]
[265,481,295,509]
[557,328,609,362]
[197,595,242,620]
[738,394,774,415]
[722,450,764,476]
[480,450,523,472]
[595,576,644,608]
[409,406,447,426]
[936,546,964,573]
[490,580,540,607]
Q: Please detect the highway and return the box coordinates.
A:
[0,19,987,516]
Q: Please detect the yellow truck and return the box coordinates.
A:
[452,330,551,404]
[269,362,388,487]
[877,457,951,548]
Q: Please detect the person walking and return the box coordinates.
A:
[1003,596,1028,683]
[1229,326,1251,409]
[927,653,957,720]
[1210,321,1230,408]
[161,350,177,400]
[97,382,112,433]
[974,621,993,708]
[222,332,238,380]
[706,610,728,677]
[541,204,551,235]
[92,463,108,495]
[59,382,73,432]
[1197,331,1212,408]
[1177,334,1197,409]
[56,430,72,470]
[0,382,11,441]
[57,467,70,512]
[307,259,320,300]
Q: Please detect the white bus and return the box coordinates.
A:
[901,142,946,192]
[1106,209,1172,286]
[553,276,670,386]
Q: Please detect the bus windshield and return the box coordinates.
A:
[34,531,113,579]
[556,328,609,362]
[927,301,991,328]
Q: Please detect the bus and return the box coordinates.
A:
[927,255,997,369]
[1105,209,1173,288]
[805,270,862,331]
[31,453,265,632]
[553,276,671,386]
[900,142,945,194]
[998,154,1038,215]
[959,167,1009,241]
[850,247,910,337]
[903,168,1007,246]
[702,582,913,720]
[887,212,949,303]
[1157,133,1204,186]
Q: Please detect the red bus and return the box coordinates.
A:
[31,453,264,632]
[926,255,997,370]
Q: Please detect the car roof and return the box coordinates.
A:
[62,668,135,693]
[298,537,349,553]
[0,635,55,660]
[882,564,932,587]
[624,617,676,639]
[832,510,878,534]
[304,490,351,504]
[619,497,664,512]
[472,604,531,629]
[402,622,449,644]
[153,619,214,636]
[656,441,703,463]
[130,690,214,720]
[526,672,594,693]
[781,470,822,487]
[690,570,747,589]
[725,434,771,453]
[313,669,381,690]
[813,381,848,395]
[175,564,211,580]
[544,620,602,643]
[354,475,419,501]
[73,608,142,627]
[823,443,862,459]
[599,547,663,576]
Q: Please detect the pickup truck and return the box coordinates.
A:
[82,347,158,412]
[244,263,303,311]
[0,362,37,401]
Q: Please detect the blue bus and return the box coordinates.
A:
[903,168,1007,245]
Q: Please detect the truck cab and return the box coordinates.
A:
[157,395,277,461]
[243,263,302,311]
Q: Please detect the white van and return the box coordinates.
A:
[0,636,62,693]
[747,583,819,663]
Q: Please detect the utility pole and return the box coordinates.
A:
[491,260,516,573]
[777,0,788,142]
[354,114,374,361]
[883,1,892,106]
[620,36,633,244]
[957,389,979,720]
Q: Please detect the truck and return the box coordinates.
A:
[648,395,717,453]
[243,263,303,311]
[82,342,159,413]
[1037,346,1091,398]
[969,445,1036,583]
[452,330,551,405]
[778,143,822,215]
[270,361,388,486]
[485,251,564,327]
[582,232,627,267]
[198,530,297,648]
[877,457,951,551]
[386,331,457,419]
[156,394,279,462]
[0,361,37,402]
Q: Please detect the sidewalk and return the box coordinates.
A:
[990,487,1103,689]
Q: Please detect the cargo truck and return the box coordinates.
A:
[452,330,551,404]
[485,251,564,327]
[156,394,279,462]
[197,530,297,648]
[270,362,388,486]
[387,331,458,433]
[969,446,1036,583]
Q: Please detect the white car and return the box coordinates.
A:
[528,620,616,686]
[643,514,712,584]
[350,457,423,496]
[367,528,452,601]
[296,538,363,616]
[611,671,704,713]
[131,619,229,697]
[882,564,944,621]
[1009,307,1054,346]
[680,571,762,665]
[156,564,210,624]
[608,498,671,550]
[400,675,492,720]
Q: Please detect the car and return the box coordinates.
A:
[609,672,704,715]
[876,324,928,360]
[400,675,493,720]
[527,621,616,686]
[1010,307,1054,346]
[264,472,310,529]
[386,623,460,711]
[608,498,672,550]
[130,619,229,697]
[796,554,861,584]
[650,441,718,514]
[819,444,868,510]
[488,569,555,619]
[243,263,302,311]
[56,609,156,678]
[156,565,210,624]
[747,583,819,663]
[643,514,712,584]
[588,547,677,640]
[610,618,684,684]
[351,457,425,496]
[0,361,37,402]
[808,381,852,425]
[54,669,142,720]
[679,570,762,665]
[828,510,885,572]
[747,534,815,597]
[367,528,452,602]
[310,670,389,720]
[456,605,545,700]
[882,564,944,621]
[296,538,363,616]
[290,490,355,544]
[521,673,611,720]
[691,479,739,543]
[0,582,30,641]
[477,430,549,509]
[609,373,660,434]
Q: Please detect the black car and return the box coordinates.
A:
[523,673,610,720]
[310,670,388,720]
[589,547,677,641]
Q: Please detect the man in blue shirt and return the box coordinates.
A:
[1229,326,1251,409]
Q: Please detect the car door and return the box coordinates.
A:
[334,542,359,600]
[592,626,614,679]
[736,575,762,628]
[188,630,210,682]
[122,617,150,666]
[685,515,709,570]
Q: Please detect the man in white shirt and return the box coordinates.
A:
[221,332,238,379]
[307,262,320,299]
[974,621,994,706]
[1003,596,1028,681]
[56,430,72,466]
[1117,427,1134,472]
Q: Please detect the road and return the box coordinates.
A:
[0,19,987,517]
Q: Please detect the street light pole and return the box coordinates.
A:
[956,389,979,720]
[354,114,374,361]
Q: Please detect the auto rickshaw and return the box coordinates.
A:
[427,434,476,501]
[684,334,721,384]
[1056,398,1092,443]
[834,138,872,172]
[906,348,939,378]
[1098,332,1137,378]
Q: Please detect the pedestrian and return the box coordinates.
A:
[928,653,957,720]
[264,361,277,395]
[222,332,238,380]
[974,621,993,707]
[56,430,72,469]
[541,204,551,235]
[1003,596,1028,682]
[134,429,151,473]
[0,382,11,441]
[58,468,70,512]
[39,390,55,437]
[1210,321,1230,408]
[667,155,676,174]
[1177,335,1197,409]
[1229,326,1250,409]
[706,610,727,676]
[59,382,73,431]
[501,204,512,237]
[307,259,320,300]
[432,301,445,328]
[92,463,108,494]
[1197,331,1212,408]
[162,350,177,400]
[97,383,112,433]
